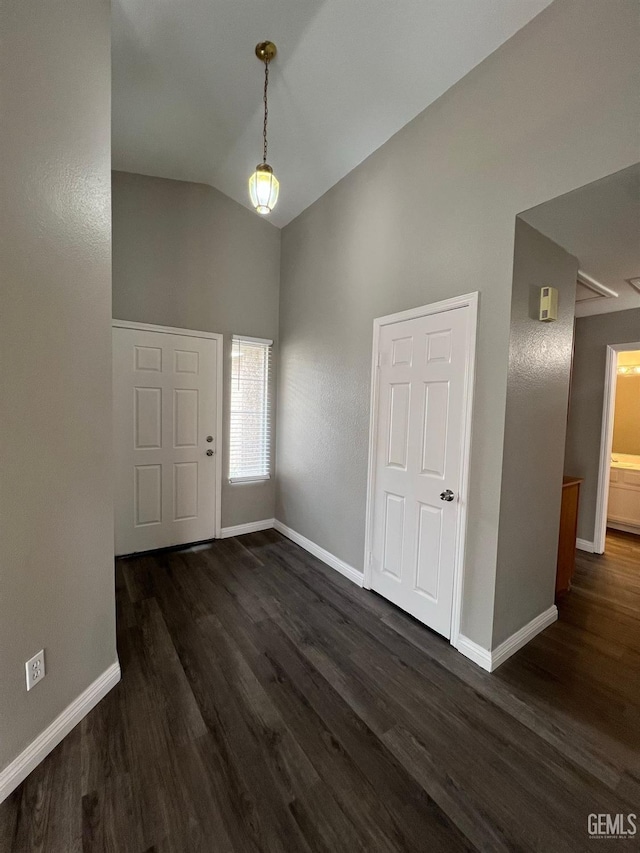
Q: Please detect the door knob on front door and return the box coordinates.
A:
[206,449,214,456]
[206,435,213,442]
[440,489,455,502]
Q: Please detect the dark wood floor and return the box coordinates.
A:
[2,530,639,852]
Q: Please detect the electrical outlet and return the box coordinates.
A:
[25,650,45,691]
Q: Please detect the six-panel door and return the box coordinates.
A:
[113,327,218,555]
[370,307,469,638]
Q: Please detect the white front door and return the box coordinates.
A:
[113,325,219,556]
[369,305,471,639]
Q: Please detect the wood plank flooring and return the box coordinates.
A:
[1,529,639,851]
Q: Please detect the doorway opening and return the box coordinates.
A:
[489,163,640,737]
[594,345,640,550]
[512,162,639,642]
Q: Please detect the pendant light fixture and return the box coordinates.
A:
[249,41,279,215]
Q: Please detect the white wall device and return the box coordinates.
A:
[539,286,558,322]
[25,649,46,690]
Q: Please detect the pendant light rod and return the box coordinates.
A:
[255,41,276,166]
[248,41,279,215]
[262,55,269,165]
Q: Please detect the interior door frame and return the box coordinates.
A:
[593,340,640,553]
[363,292,479,648]
[112,319,224,540]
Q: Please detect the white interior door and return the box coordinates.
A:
[369,305,471,639]
[113,325,220,556]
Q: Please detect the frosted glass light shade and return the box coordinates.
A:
[249,164,279,214]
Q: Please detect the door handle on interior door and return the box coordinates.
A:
[440,489,455,502]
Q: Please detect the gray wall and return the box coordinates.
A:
[0,0,115,772]
[565,309,640,542]
[493,221,578,647]
[112,171,281,528]
[277,0,638,649]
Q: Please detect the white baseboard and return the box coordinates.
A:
[576,538,595,553]
[0,661,121,804]
[454,635,493,671]
[490,605,557,670]
[273,520,364,587]
[220,518,275,539]
[456,605,557,673]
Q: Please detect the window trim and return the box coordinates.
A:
[232,334,274,347]
[228,474,271,485]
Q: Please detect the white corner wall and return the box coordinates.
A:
[493,219,578,647]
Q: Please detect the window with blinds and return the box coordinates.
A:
[229,336,273,482]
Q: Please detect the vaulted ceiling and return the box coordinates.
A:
[112,0,552,227]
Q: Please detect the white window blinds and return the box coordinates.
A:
[229,336,273,482]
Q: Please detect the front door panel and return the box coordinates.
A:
[114,327,218,555]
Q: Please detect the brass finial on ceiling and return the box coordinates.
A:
[255,41,277,63]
